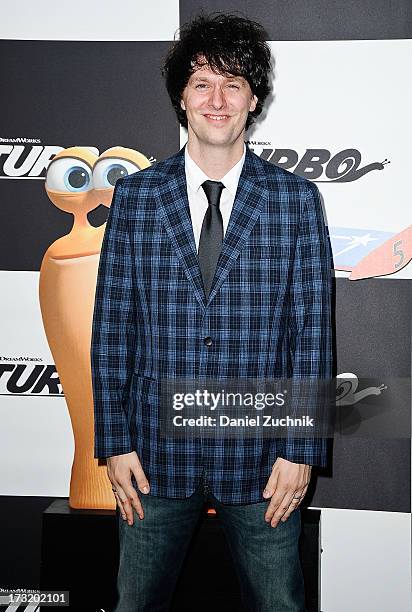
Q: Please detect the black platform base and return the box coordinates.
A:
[40,500,320,612]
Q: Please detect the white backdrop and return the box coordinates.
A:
[250,41,412,280]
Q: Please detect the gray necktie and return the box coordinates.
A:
[198,180,225,299]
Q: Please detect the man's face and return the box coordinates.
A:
[180,63,258,148]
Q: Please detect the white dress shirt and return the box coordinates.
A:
[184,144,246,252]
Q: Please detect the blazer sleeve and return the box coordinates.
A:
[90,178,136,459]
[281,182,334,467]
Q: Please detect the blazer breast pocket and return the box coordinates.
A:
[241,244,284,261]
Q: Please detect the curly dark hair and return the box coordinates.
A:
[162,12,272,130]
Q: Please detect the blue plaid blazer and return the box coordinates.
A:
[91,144,333,504]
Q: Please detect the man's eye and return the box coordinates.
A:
[228,84,240,89]
[195,83,208,89]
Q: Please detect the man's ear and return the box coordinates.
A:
[250,94,258,112]
[180,99,186,111]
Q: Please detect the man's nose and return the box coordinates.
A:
[209,86,225,110]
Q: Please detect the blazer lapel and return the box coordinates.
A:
[206,147,269,304]
[154,148,207,308]
[154,145,269,308]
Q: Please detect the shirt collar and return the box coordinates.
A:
[184,143,246,197]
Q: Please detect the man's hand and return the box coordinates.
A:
[262,457,312,528]
[107,451,150,526]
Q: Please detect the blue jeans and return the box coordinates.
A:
[114,473,306,612]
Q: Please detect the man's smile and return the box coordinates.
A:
[203,114,230,122]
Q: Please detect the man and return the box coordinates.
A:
[91,13,334,612]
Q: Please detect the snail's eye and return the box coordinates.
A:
[46,158,93,193]
[93,159,141,188]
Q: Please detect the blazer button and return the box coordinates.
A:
[203,336,213,346]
